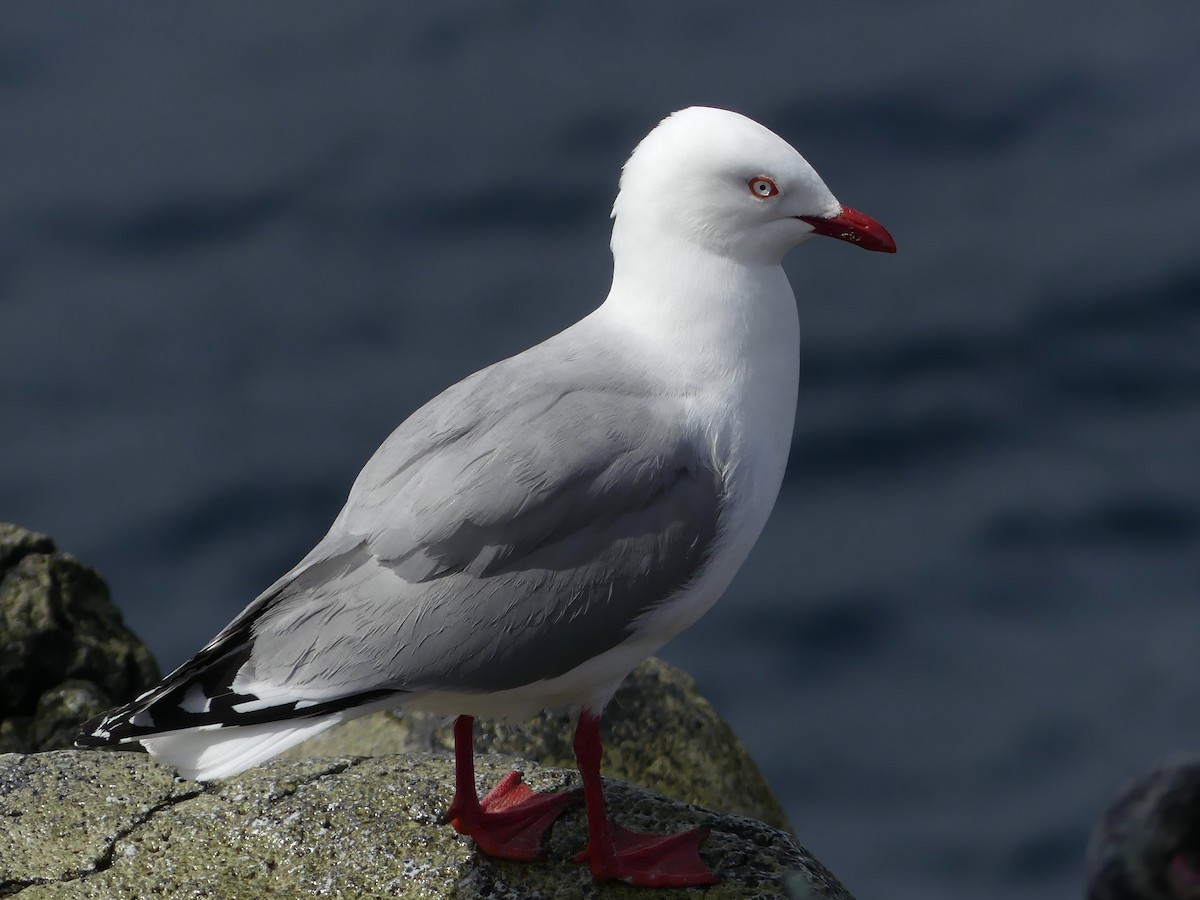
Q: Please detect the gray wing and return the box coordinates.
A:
[78,338,726,745]
[245,345,725,696]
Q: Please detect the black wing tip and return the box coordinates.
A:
[75,707,132,747]
[74,732,114,749]
[74,687,405,750]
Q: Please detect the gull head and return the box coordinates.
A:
[612,106,896,266]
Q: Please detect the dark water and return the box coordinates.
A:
[4,4,1199,898]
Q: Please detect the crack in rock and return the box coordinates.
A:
[0,759,370,896]
[92,785,211,888]
[0,783,207,896]
[258,759,359,801]
[95,783,210,874]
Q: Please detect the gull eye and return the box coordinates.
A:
[748,177,779,199]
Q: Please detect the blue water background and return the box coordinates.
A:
[3,4,1199,898]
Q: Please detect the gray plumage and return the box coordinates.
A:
[261,334,723,692]
[82,329,724,740]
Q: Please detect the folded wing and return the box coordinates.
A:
[78,345,725,766]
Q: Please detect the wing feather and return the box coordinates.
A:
[79,339,725,748]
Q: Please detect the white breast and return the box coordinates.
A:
[411,255,802,721]
[635,260,801,643]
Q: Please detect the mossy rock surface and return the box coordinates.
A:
[0,523,847,896]
[0,524,160,754]
[0,750,852,899]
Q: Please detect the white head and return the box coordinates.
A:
[611,107,895,266]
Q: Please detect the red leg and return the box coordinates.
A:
[571,711,718,887]
[443,715,577,860]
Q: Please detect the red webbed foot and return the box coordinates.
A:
[447,769,578,860]
[575,820,717,887]
[570,711,718,886]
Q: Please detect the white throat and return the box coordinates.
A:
[598,235,799,395]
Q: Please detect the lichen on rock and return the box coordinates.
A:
[0,524,160,754]
[0,750,852,898]
[0,523,853,897]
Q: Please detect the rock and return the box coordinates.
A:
[284,657,793,834]
[0,524,160,754]
[0,750,852,899]
[1086,755,1200,900]
[0,524,846,895]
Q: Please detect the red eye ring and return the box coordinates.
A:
[749,177,779,199]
